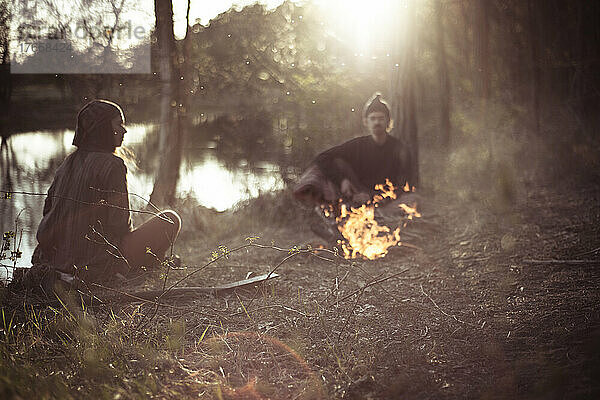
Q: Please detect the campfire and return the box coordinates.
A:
[333,179,421,260]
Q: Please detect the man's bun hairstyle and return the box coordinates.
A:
[363,92,391,122]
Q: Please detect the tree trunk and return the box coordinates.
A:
[0,1,10,130]
[150,0,184,207]
[528,0,541,136]
[435,0,451,147]
[388,1,419,188]
[0,64,10,127]
[473,0,492,161]
[473,0,490,101]
[459,0,472,78]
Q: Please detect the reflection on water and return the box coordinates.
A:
[0,124,284,272]
[176,153,282,210]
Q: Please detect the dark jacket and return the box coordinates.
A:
[314,134,410,195]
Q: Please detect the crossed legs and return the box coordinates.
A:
[120,210,181,270]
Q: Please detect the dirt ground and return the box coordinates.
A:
[3,167,599,399]
[120,174,599,399]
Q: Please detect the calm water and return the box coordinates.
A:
[0,124,284,273]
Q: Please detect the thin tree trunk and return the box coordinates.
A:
[571,0,589,136]
[435,0,451,147]
[528,0,541,136]
[0,1,10,126]
[150,0,183,206]
[154,0,174,155]
[459,0,472,78]
[389,1,419,187]
[473,0,492,161]
[474,0,490,101]
[0,64,9,119]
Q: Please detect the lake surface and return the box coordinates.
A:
[0,124,285,273]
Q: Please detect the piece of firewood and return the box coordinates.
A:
[128,272,280,300]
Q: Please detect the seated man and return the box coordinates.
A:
[294,93,412,208]
[294,93,414,241]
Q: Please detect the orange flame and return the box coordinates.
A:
[334,179,420,260]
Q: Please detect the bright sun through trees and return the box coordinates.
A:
[173,0,400,55]
[317,0,400,54]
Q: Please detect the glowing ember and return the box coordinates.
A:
[334,179,420,260]
[398,203,421,219]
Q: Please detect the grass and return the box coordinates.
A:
[0,290,177,398]
[1,101,599,399]
[2,231,425,399]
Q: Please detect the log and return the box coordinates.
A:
[128,272,280,301]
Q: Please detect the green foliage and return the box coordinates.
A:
[184,1,377,171]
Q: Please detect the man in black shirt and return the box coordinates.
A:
[294,93,410,207]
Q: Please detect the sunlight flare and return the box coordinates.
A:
[316,0,401,54]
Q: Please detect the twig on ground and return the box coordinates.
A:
[335,269,410,304]
[229,304,308,318]
[90,282,227,319]
[420,284,467,325]
[243,245,340,310]
[523,259,600,264]
[336,278,369,345]
[399,242,422,250]
[574,247,600,257]
[159,242,254,299]
[107,241,342,325]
